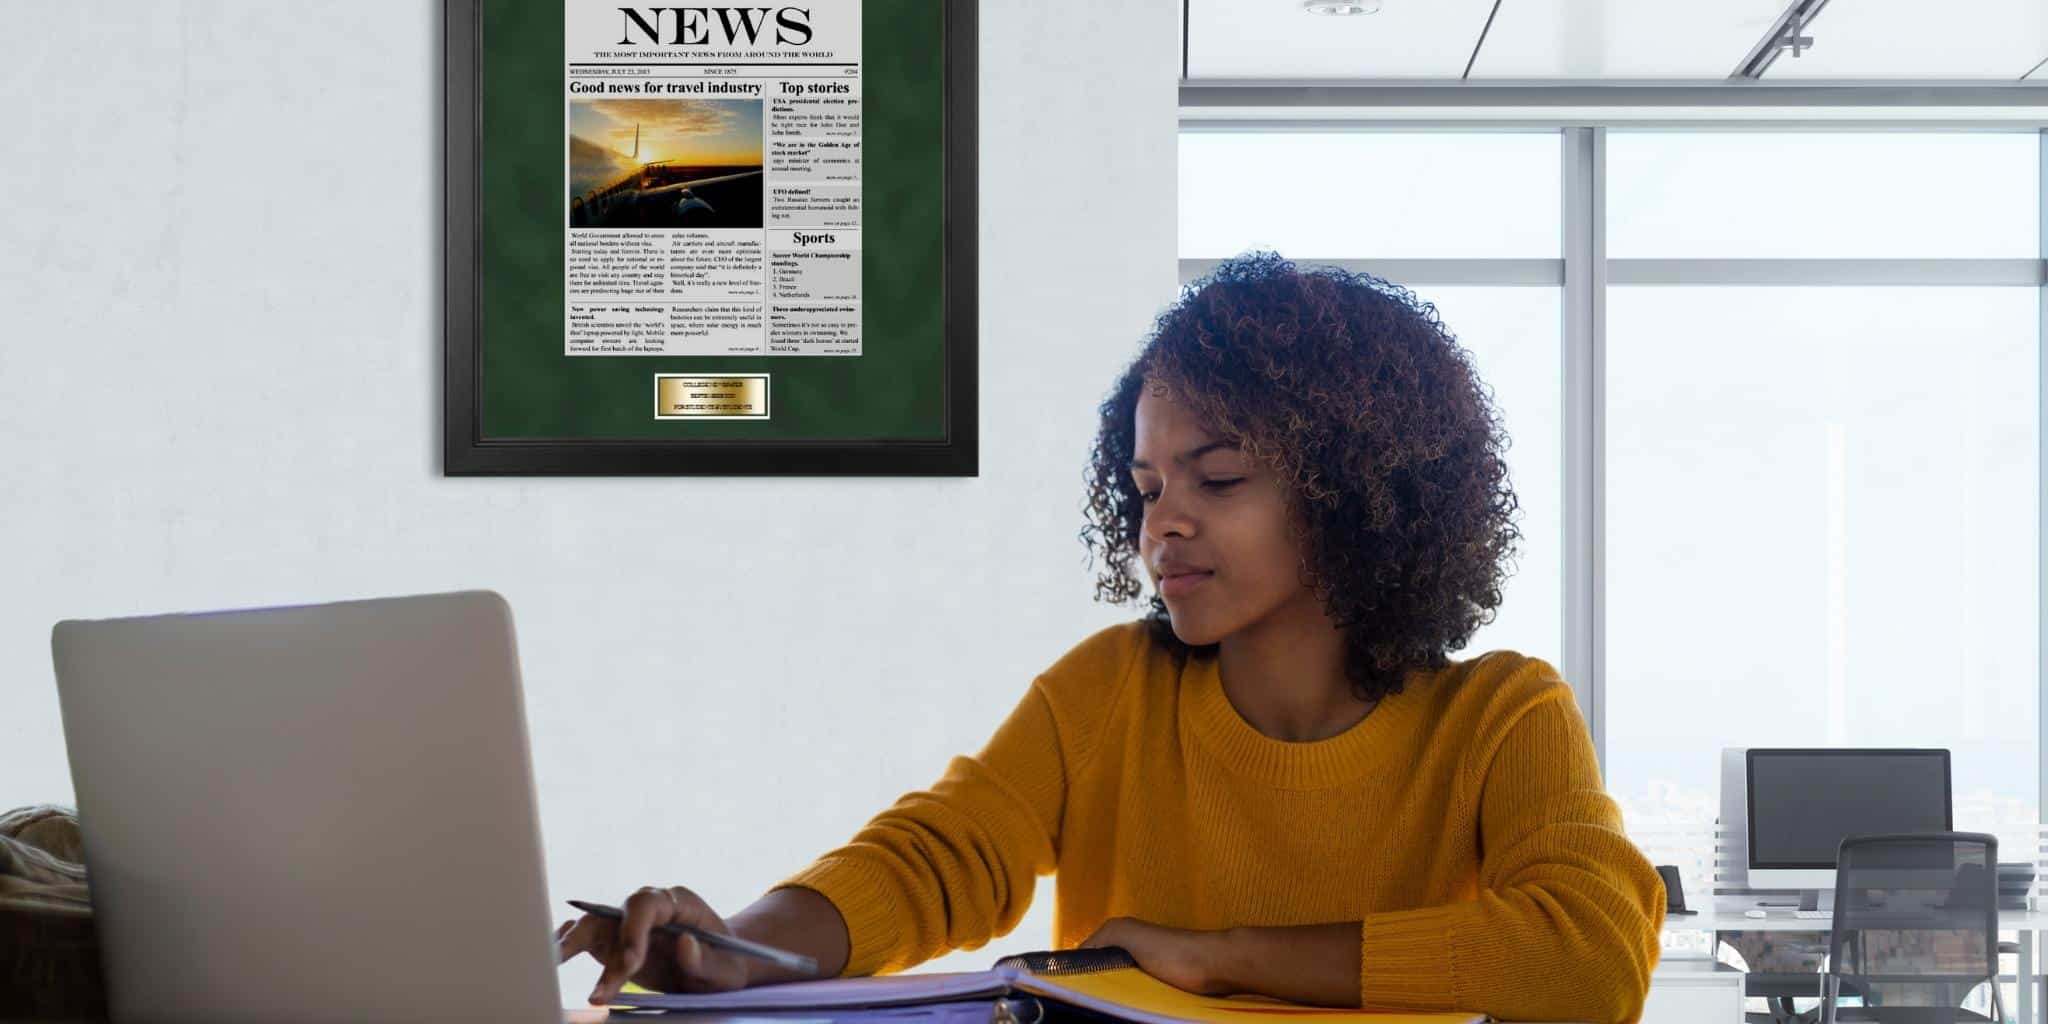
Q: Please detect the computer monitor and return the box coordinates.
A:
[1746,748,1951,895]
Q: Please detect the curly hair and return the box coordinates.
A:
[1079,251,1522,702]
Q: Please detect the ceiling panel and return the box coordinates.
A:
[1468,0,1792,79]
[1185,0,1498,79]
[1764,0,2048,79]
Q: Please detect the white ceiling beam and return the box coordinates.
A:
[1181,82,2048,104]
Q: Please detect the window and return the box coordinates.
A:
[1180,131,1560,259]
[1606,284,2040,832]
[1601,132,2041,840]
[1607,132,2039,259]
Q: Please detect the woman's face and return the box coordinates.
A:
[1130,382,1322,646]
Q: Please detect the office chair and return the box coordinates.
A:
[1821,832,2004,1024]
[1748,968,1834,1024]
[1719,932,1864,1024]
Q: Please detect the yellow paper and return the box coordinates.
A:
[1017,967,1487,1024]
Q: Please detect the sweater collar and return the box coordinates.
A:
[1179,651,1428,790]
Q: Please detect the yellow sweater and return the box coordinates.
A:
[769,622,1666,1024]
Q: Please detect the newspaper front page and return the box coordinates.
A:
[564,2,862,388]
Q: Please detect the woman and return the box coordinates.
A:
[556,251,1667,1023]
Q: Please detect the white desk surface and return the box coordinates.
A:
[1660,896,2048,933]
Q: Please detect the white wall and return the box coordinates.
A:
[0,0,1179,998]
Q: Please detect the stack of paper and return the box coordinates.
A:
[609,950,1490,1024]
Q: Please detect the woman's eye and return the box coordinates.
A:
[1136,479,1241,504]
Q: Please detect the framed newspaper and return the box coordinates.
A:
[444,0,977,475]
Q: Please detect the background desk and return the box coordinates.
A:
[1658,896,2048,1024]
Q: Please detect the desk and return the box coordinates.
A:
[1644,959,1744,1024]
[1659,896,2048,1024]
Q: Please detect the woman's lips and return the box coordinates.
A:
[1160,571,1213,598]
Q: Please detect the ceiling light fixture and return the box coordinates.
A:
[1774,8,1815,58]
[1736,0,1823,78]
[1304,0,1379,14]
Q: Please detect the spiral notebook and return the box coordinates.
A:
[608,947,1492,1024]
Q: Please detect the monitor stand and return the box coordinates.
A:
[1798,889,1834,912]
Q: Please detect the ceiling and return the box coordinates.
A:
[1182,0,2048,81]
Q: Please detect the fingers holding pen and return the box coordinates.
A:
[618,886,672,977]
[561,883,754,1004]
[662,886,748,992]
[589,886,672,1004]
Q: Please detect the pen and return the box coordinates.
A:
[565,899,820,977]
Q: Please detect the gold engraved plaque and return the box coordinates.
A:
[655,374,770,420]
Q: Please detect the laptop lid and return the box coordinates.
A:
[51,590,563,1024]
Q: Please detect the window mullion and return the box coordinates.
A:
[1563,126,1607,769]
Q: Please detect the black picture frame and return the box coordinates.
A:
[443,0,978,476]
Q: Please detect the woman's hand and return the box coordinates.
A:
[556,884,751,1005]
[1078,916,1233,996]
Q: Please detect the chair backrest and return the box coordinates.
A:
[1826,831,1999,1012]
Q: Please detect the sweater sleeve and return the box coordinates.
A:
[1358,670,1666,1024]
[764,679,1068,976]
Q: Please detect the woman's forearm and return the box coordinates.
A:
[727,886,853,986]
[725,893,1365,1005]
[1209,921,1363,1008]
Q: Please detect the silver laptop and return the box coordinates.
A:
[51,590,568,1024]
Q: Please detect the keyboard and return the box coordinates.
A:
[1794,910,1832,919]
